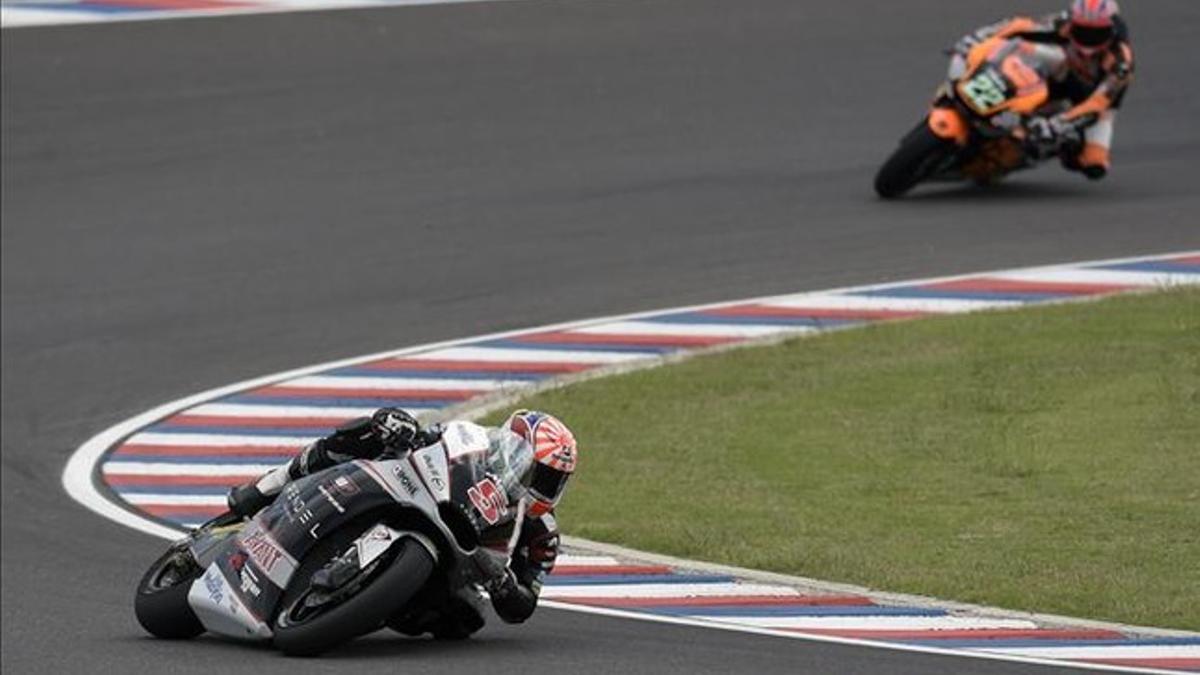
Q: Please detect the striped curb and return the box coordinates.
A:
[547,551,1200,674]
[64,250,1200,672]
[0,0,515,28]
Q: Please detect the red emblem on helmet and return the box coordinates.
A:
[1068,0,1118,52]
[1070,0,1118,27]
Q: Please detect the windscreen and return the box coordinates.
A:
[485,427,535,501]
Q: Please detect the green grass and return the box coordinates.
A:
[486,287,1200,630]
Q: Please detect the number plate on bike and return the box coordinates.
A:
[957,65,1010,116]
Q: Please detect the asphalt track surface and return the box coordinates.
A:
[3,0,1199,672]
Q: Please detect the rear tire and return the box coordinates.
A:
[274,531,435,657]
[134,546,206,639]
[874,121,957,199]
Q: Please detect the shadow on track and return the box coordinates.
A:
[319,633,530,661]
[113,630,529,667]
[894,180,1094,204]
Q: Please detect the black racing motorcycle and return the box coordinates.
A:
[134,421,531,655]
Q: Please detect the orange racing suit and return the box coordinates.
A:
[949,12,1134,178]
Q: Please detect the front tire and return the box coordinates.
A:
[274,533,435,657]
[874,121,958,199]
[134,546,206,639]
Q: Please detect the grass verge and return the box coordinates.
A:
[486,287,1200,630]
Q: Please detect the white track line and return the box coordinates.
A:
[417,345,654,364]
[762,293,1021,313]
[693,616,1038,630]
[2,0,524,29]
[569,321,806,338]
[2,7,99,26]
[541,583,803,599]
[988,268,1198,287]
[979,645,1200,659]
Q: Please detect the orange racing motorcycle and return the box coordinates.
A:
[874,37,1087,199]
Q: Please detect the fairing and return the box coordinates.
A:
[181,421,536,640]
[956,39,1050,117]
[922,37,1065,183]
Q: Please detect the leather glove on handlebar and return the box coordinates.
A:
[489,568,538,624]
[1025,115,1079,159]
[371,407,421,450]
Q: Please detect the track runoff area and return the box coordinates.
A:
[66,250,1200,673]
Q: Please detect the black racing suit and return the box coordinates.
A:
[227,408,560,626]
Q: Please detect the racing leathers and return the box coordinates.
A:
[948,11,1134,178]
[226,408,560,627]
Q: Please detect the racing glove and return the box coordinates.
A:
[370,407,421,450]
[510,515,560,592]
[488,568,539,624]
[1024,115,1078,160]
[488,514,560,623]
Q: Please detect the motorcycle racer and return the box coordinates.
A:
[947,0,1133,179]
[226,407,577,631]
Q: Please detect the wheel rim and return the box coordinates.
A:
[144,549,200,593]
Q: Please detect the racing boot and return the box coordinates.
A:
[227,482,273,518]
[1062,143,1109,180]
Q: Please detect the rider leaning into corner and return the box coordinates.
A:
[224,407,577,635]
[949,0,1134,179]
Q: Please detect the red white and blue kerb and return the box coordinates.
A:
[91,251,1200,672]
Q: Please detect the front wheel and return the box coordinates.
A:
[874,120,958,199]
[274,534,435,657]
[134,545,206,639]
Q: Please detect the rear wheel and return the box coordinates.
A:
[874,120,958,199]
[274,525,435,657]
[134,545,206,639]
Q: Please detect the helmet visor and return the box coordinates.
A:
[1070,23,1114,48]
[528,462,570,506]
